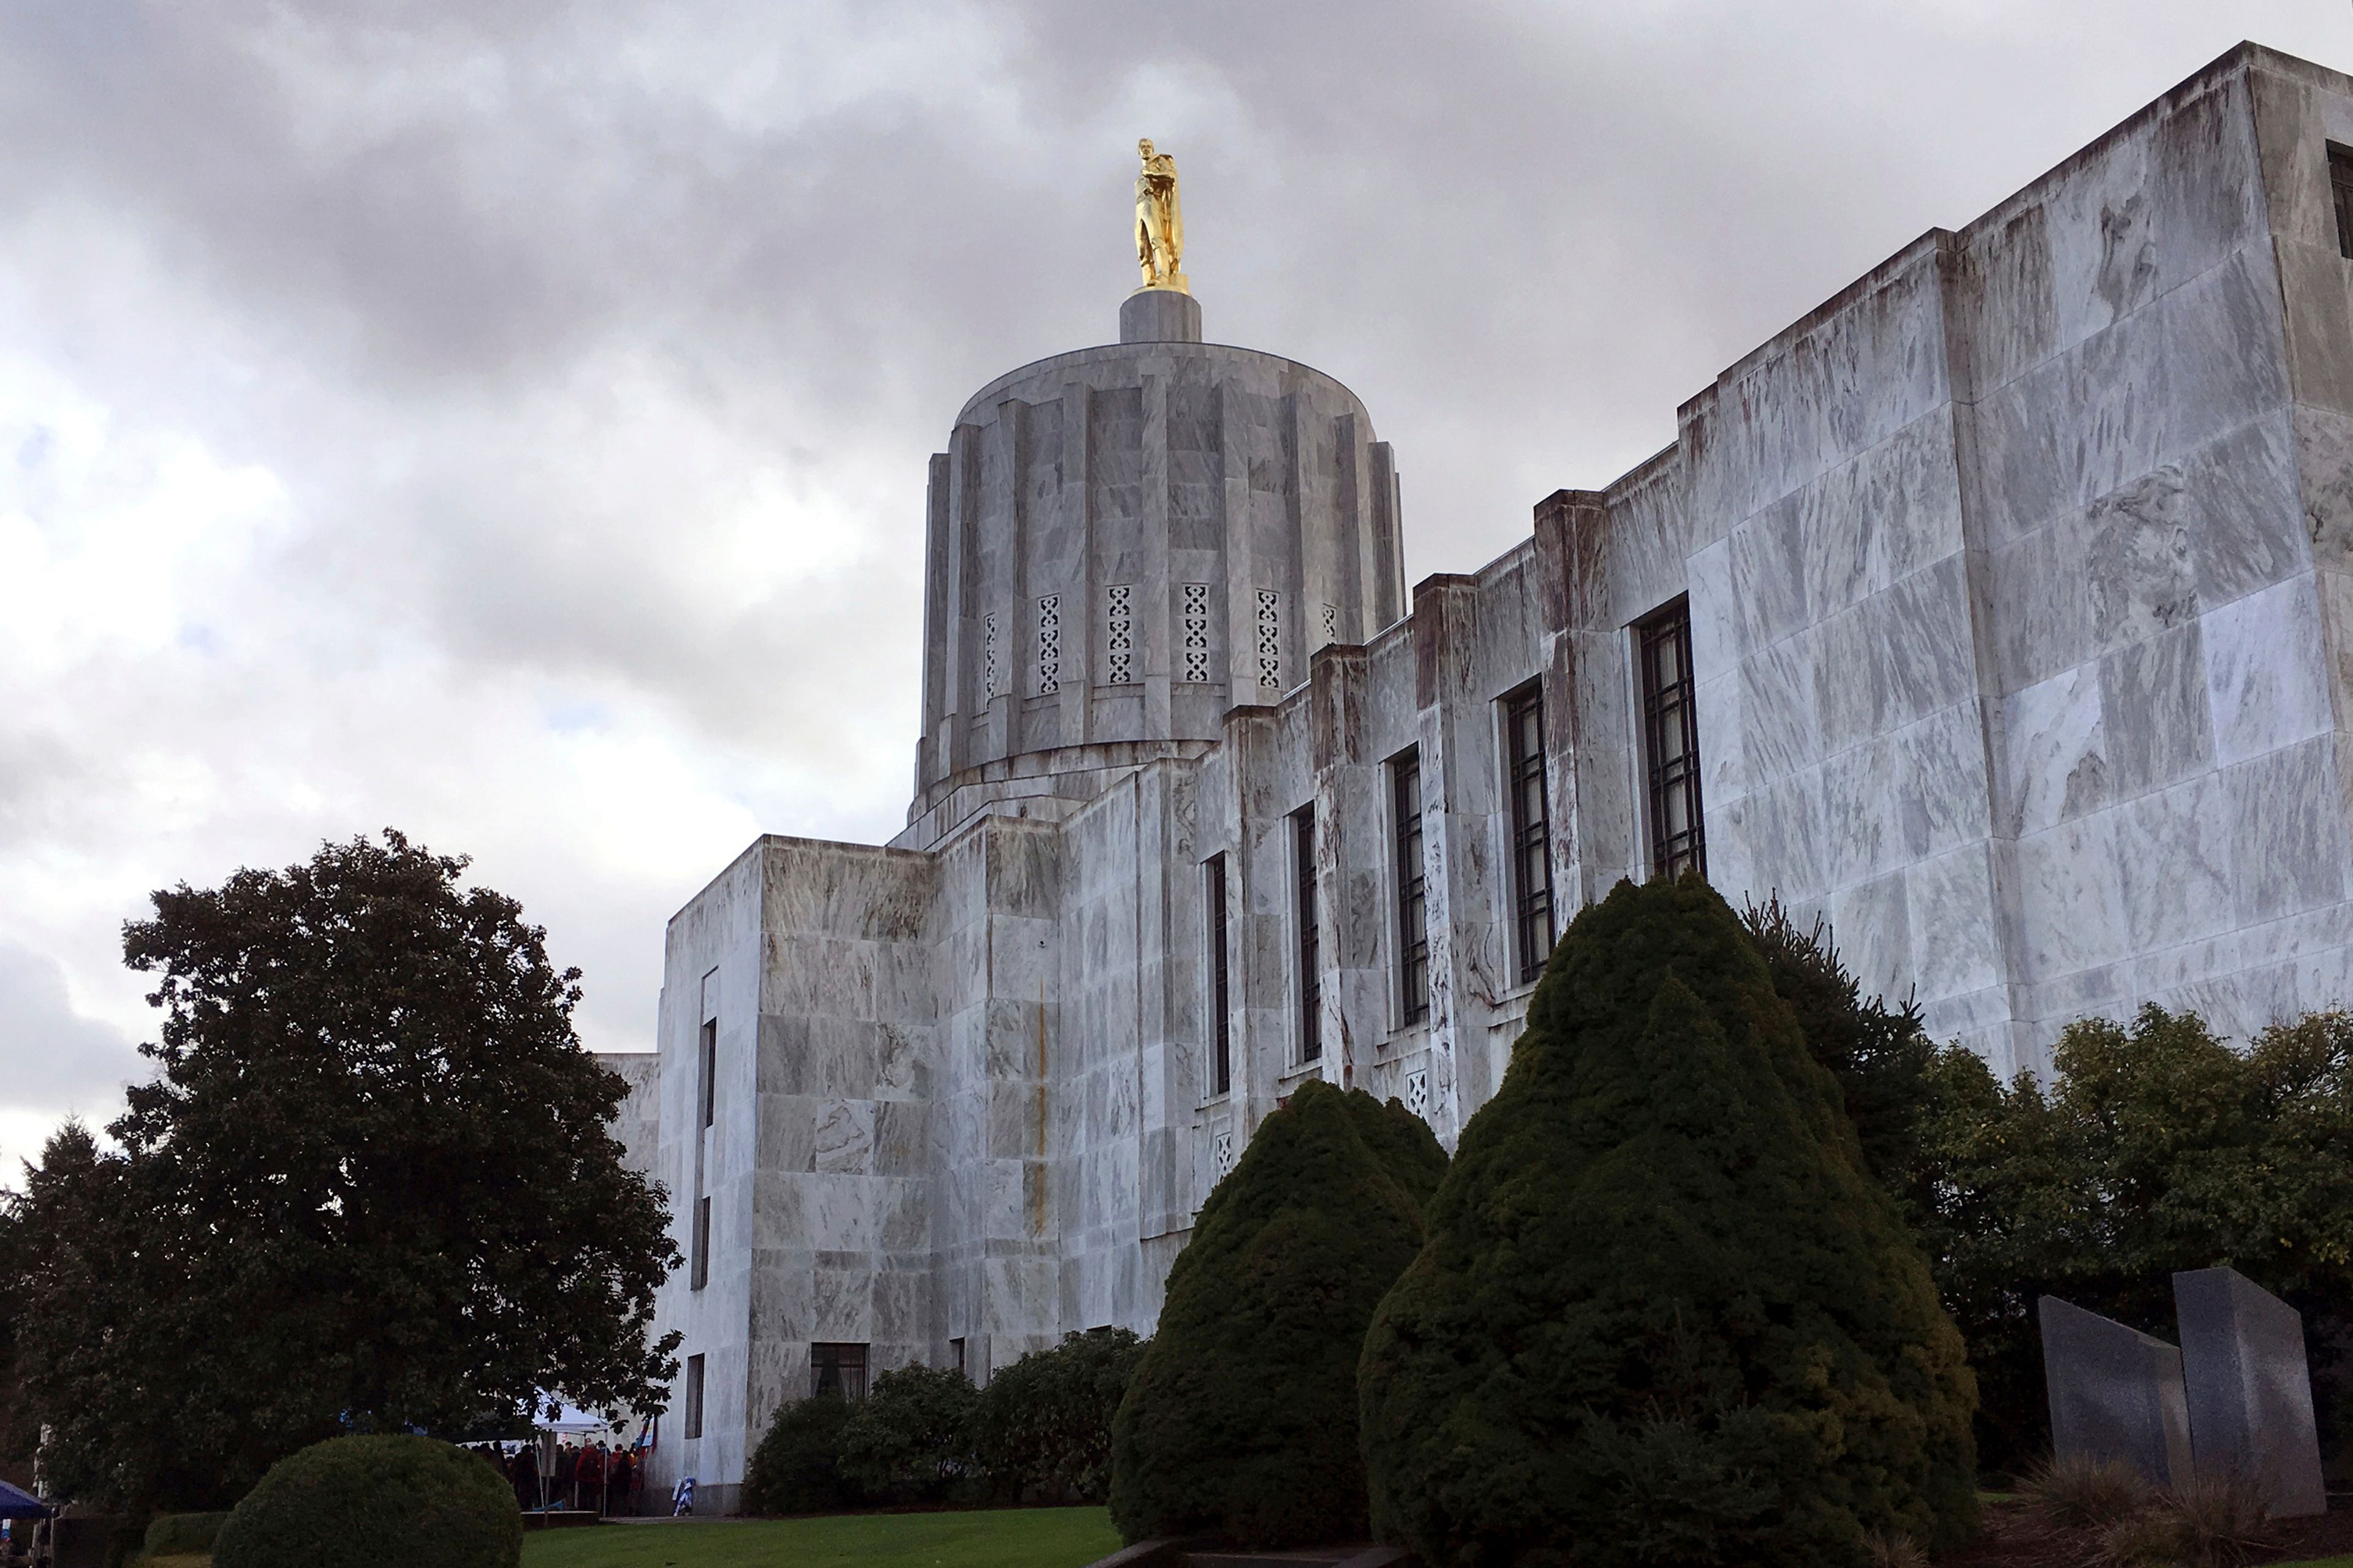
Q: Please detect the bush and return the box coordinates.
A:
[837,1364,980,1505]
[142,1511,231,1556]
[1110,1080,1446,1548]
[741,1392,861,1517]
[211,1434,520,1568]
[976,1327,1146,1504]
[2017,1455,2153,1533]
[1358,875,1977,1568]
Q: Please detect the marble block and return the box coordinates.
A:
[2173,1267,2328,1516]
[1118,287,1202,343]
[2040,1295,2196,1487]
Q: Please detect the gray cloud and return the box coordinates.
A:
[0,1,2348,1151]
[0,943,145,1117]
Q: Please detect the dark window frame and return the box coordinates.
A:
[1206,855,1231,1096]
[1638,598,1706,881]
[2332,143,2353,260]
[1503,683,1555,985]
[1294,806,1321,1062]
[699,1017,717,1130]
[812,1341,870,1401]
[1392,751,1429,1024]
[691,1195,711,1290]
[683,1352,705,1439]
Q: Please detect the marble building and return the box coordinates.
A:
[618,43,2353,1512]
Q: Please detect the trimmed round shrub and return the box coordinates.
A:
[143,1511,232,1556]
[977,1327,1146,1504]
[211,1434,520,1568]
[1358,875,1977,1568]
[1110,1080,1447,1548]
[838,1363,980,1504]
[741,1392,862,1516]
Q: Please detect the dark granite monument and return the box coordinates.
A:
[2175,1267,2328,1516]
[2040,1295,2196,1488]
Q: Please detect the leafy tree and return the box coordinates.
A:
[1911,1006,2353,1472]
[838,1363,980,1504]
[1358,876,1976,1568]
[976,1327,1145,1504]
[12,831,680,1513]
[1110,1080,1446,1548]
[741,1393,861,1517]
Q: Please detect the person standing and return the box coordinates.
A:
[608,1445,635,1517]
[577,1441,605,1515]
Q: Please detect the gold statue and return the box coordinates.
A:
[1135,138,1187,292]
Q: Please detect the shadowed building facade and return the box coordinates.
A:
[619,44,2353,1512]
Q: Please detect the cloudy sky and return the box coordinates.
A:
[3,0,2349,1176]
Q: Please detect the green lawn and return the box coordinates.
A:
[517,1507,1120,1568]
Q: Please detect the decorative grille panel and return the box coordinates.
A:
[1404,1067,1430,1120]
[1211,1130,1235,1180]
[1105,583,1134,685]
[1320,602,1339,642]
[982,612,999,699]
[1181,583,1211,683]
[1037,594,1061,694]
[1256,590,1281,691]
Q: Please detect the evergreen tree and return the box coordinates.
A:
[1358,876,1976,1568]
[1110,1081,1444,1548]
[1741,896,1934,1194]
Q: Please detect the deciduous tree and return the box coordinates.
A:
[13,831,679,1512]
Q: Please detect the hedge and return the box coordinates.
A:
[211,1434,520,1568]
[1110,1080,1446,1547]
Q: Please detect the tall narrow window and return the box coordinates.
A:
[1504,683,1555,985]
[2333,144,2353,260]
[691,1195,711,1290]
[1639,599,1707,881]
[683,1354,705,1439]
[1294,807,1320,1061]
[812,1343,870,1401]
[1206,856,1231,1096]
[1393,752,1429,1024]
[699,1018,717,1129]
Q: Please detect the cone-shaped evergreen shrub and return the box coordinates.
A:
[1358,875,1976,1568]
[1110,1080,1445,1548]
[211,1434,520,1568]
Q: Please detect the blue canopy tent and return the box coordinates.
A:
[0,1477,50,1517]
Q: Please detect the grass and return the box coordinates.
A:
[517,1506,1121,1568]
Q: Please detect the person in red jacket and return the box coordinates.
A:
[577,1441,606,1514]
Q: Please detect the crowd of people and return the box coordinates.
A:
[469,1437,644,1515]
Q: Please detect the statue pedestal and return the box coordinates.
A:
[1121,287,1200,344]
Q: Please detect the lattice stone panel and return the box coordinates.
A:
[1037,594,1061,694]
[1403,1067,1430,1121]
[1211,1129,1235,1181]
[1321,602,1339,642]
[1105,583,1134,685]
[1181,583,1211,683]
[982,612,999,698]
[1256,590,1281,691]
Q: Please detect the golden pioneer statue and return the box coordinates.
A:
[1135,138,1186,292]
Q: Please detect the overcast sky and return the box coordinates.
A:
[4,1,2351,1177]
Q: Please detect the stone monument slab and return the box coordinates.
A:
[2039,1295,2195,1488]
[2173,1267,2327,1517]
